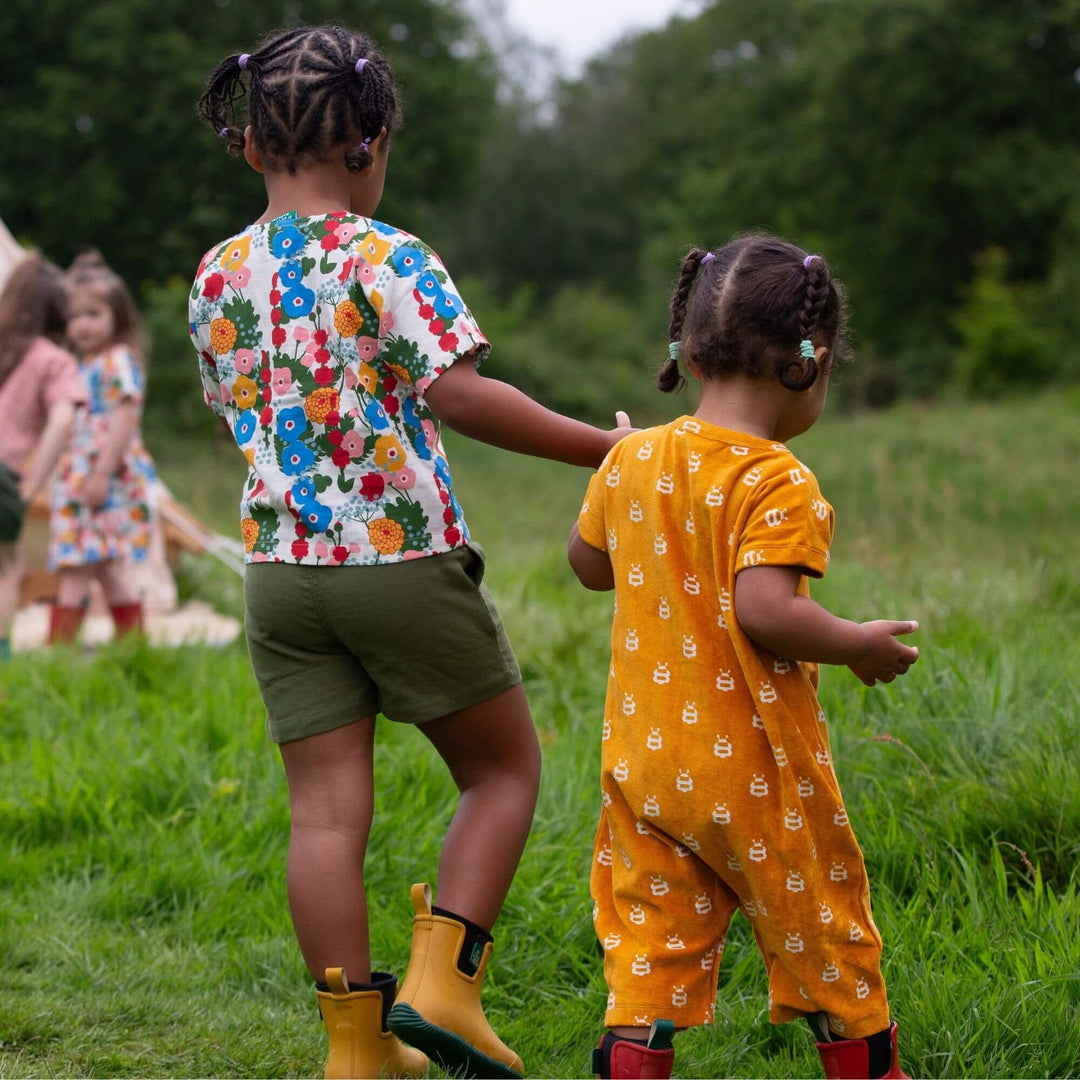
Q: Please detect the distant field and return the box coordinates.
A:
[1,390,1077,1078]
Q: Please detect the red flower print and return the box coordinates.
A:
[260,368,272,383]
[291,539,309,559]
[328,429,344,446]
[413,288,424,302]
[315,366,334,386]
[443,507,456,526]
[261,387,272,403]
[320,233,342,251]
[439,490,451,506]
[428,319,444,335]
[439,333,459,352]
[337,258,354,283]
[202,273,224,300]
[325,410,341,427]
[269,289,282,305]
[272,326,287,347]
[260,406,273,427]
[332,448,351,469]
[382,375,397,393]
[360,473,385,501]
[314,330,328,346]
[332,545,349,563]
[383,396,399,416]
[418,303,435,320]
[315,347,331,365]
[270,308,283,325]
[444,527,461,546]
[295,521,309,538]
[329,210,347,219]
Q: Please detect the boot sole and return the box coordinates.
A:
[387,1003,523,1079]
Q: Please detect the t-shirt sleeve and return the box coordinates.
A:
[577,458,613,551]
[39,344,86,409]
[105,347,146,406]
[189,308,226,419]
[362,232,489,401]
[734,459,834,578]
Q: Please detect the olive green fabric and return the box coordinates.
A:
[0,463,26,543]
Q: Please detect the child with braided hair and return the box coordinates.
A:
[192,23,631,1080]
[568,234,917,1080]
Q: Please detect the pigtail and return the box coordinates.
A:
[779,254,831,391]
[658,248,712,393]
[197,53,250,157]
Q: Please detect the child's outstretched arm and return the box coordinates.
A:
[18,400,76,504]
[735,565,918,687]
[567,522,614,591]
[79,400,140,510]
[425,355,632,469]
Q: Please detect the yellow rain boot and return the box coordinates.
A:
[387,884,524,1079]
[317,967,429,1080]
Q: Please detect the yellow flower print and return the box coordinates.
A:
[386,363,413,385]
[357,363,378,394]
[221,234,251,271]
[368,517,405,555]
[210,317,238,354]
[373,435,406,471]
[243,447,255,466]
[240,517,259,552]
[334,300,363,337]
[232,375,258,410]
[359,232,391,264]
[370,289,385,317]
[305,387,340,426]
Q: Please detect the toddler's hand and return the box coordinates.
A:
[848,620,919,687]
[600,411,636,455]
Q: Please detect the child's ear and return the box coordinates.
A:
[242,126,265,174]
[685,361,703,383]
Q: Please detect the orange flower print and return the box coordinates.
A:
[373,435,406,471]
[368,517,405,555]
[210,317,238,354]
[305,387,340,426]
[356,362,378,394]
[386,363,413,385]
[334,300,363,337]
[221,234,251,271]
[240,517,259,552]
[232,375,258,410]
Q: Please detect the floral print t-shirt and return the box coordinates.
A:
[189,212,487,565]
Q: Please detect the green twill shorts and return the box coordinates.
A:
[0,463,26,544]
[244,543,522,744]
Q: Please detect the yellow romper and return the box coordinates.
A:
[577,416,891,1038]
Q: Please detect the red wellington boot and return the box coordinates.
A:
[48,604,86,645]
[592,1020,675,1079]
[816,1021,909,1079]
[110,602,144,639]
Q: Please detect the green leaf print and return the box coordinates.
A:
[220,296,261,351]
[346,283,381,337]
[313,474,334,494]
[250,505,278,556]
[385,497,430,553]
[300,256,317,276]
[381,337,429,385]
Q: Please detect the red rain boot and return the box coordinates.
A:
[110,602,144,639]
[816,1021,909,1079]
[592,1020,675,1079]
[48,604,86,645]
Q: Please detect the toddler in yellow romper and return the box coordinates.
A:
[569,236,919,1080]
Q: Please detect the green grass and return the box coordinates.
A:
[2,390,1078,1078]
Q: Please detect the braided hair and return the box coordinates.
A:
[197,25,401,175]
[659,234,846,393]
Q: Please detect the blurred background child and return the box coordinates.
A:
[47,252,158,644]
[0,254,84,659]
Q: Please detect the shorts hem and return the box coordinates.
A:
[392,667,522,725]
[267,703,379,745]
[605,1005,712,1029]
[771,1004,891,1039]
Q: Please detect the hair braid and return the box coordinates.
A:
[658,248,712,392]
[798,255,830,341]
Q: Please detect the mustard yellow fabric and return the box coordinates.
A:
[578,416,890,1038]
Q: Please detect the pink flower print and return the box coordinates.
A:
[252,551,269,563]
[348,541,361,553]
[357,337,378,362]
[271,368,292,396]
[314,541,330,560]
[348,407,361,419]
[336,222,359,244]
[340,431,365,458]
[415,376,432,398]
[390,466,416,491]
[233,349,256,374]
[421,419,437,452]
[379,310,395,335]
[356,260,377,286]
[293,326,310,342]
[403,549,425,561]
[230,266,252,289]
[344,366,359,389]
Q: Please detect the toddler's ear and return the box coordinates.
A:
[242,126,265,174]
[814,345,829,368]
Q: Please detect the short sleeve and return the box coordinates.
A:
[734,460,834,578]
[189,320,226,419]
[577,460,613,551]
[38,343,85,409]
[360,231,489,401]
[104,347,146,406]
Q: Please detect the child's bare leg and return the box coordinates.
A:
[98,560,142,606]
[0,544,22,637]
[420,683,541,929]
[278,716,377,982]
[56,565,94,608]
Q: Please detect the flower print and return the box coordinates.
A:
[379,310,395,335]
[210,317,238,354]
[202,273,225,301]
[290,478,318,503]
[356,260,377,286]
[434,456,452,488]
[434,291,463,319]
[259,405,273,427]
[271,225,305,258]
[300,501,333,534]
[336,222,359,245]
[387,363,413,387]
[234,409,257,445]
[439,332,460,353]
[334,300,363,337]
[272,326,287,348]
[368,517,405,555]
[293,326,310,342]
[305,387,340,426]
[241,517,259,552]
[365,398,389,431]
[340,431,365,458]
[373,435,406,471]
[390,466,416,490]
[391,244,425,276]
[331,544,349,563]
[382,395,400,417]
[320,231,342,252]
[291,538,309,559]
[228,265,252,290]
[277,406,309,442]
[233,348,256,374]
[279,260,304,289]
[415,376,433,398]
[416,271,441,297]
[281,441,316,476]
[444,526,462,547]
[358,233,391,264]
[360,473,385,501]
[221,234,251,271]
[331,448,351,468]
[232,375,258,410]
[356,337,378,364]
[314,365,334,386]
[271,367,293,397]
[282,284,316,319]
[314,540,330,560]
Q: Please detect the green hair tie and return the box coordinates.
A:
[668,341,681,361]
[799,339,816,360]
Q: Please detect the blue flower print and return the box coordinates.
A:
[365,398,390,431]
[368,220,398,236]
[392,245,425,277]
[290,477,318,504]
[410,425,432,461]
[281,442,316,476]
[234,409,257,445]
[434,290,464,320]
[271,225,305,258]
[434,455,452,488]
[282,284,316,319]
[416,272,441,298]
[299,499,333,534]
[279,260,305,288]
[277,407,309,443]
[402,396,420,430]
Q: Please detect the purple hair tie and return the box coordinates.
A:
[700,252,716,266]
[219,127,229,138]
[803,254,817,269]
[238,53,250,70]
[355,57,368,74]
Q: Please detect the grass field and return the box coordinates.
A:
[1,391,1078,1078]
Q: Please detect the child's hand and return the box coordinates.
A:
[80,473,109,510]
[848,620,919,686]
[599,411,636,456]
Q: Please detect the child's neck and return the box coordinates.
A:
[694,374,783,441]
[255,167,353,225]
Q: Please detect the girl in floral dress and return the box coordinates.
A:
[193,23,631,1080]
[48,253,157,643]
